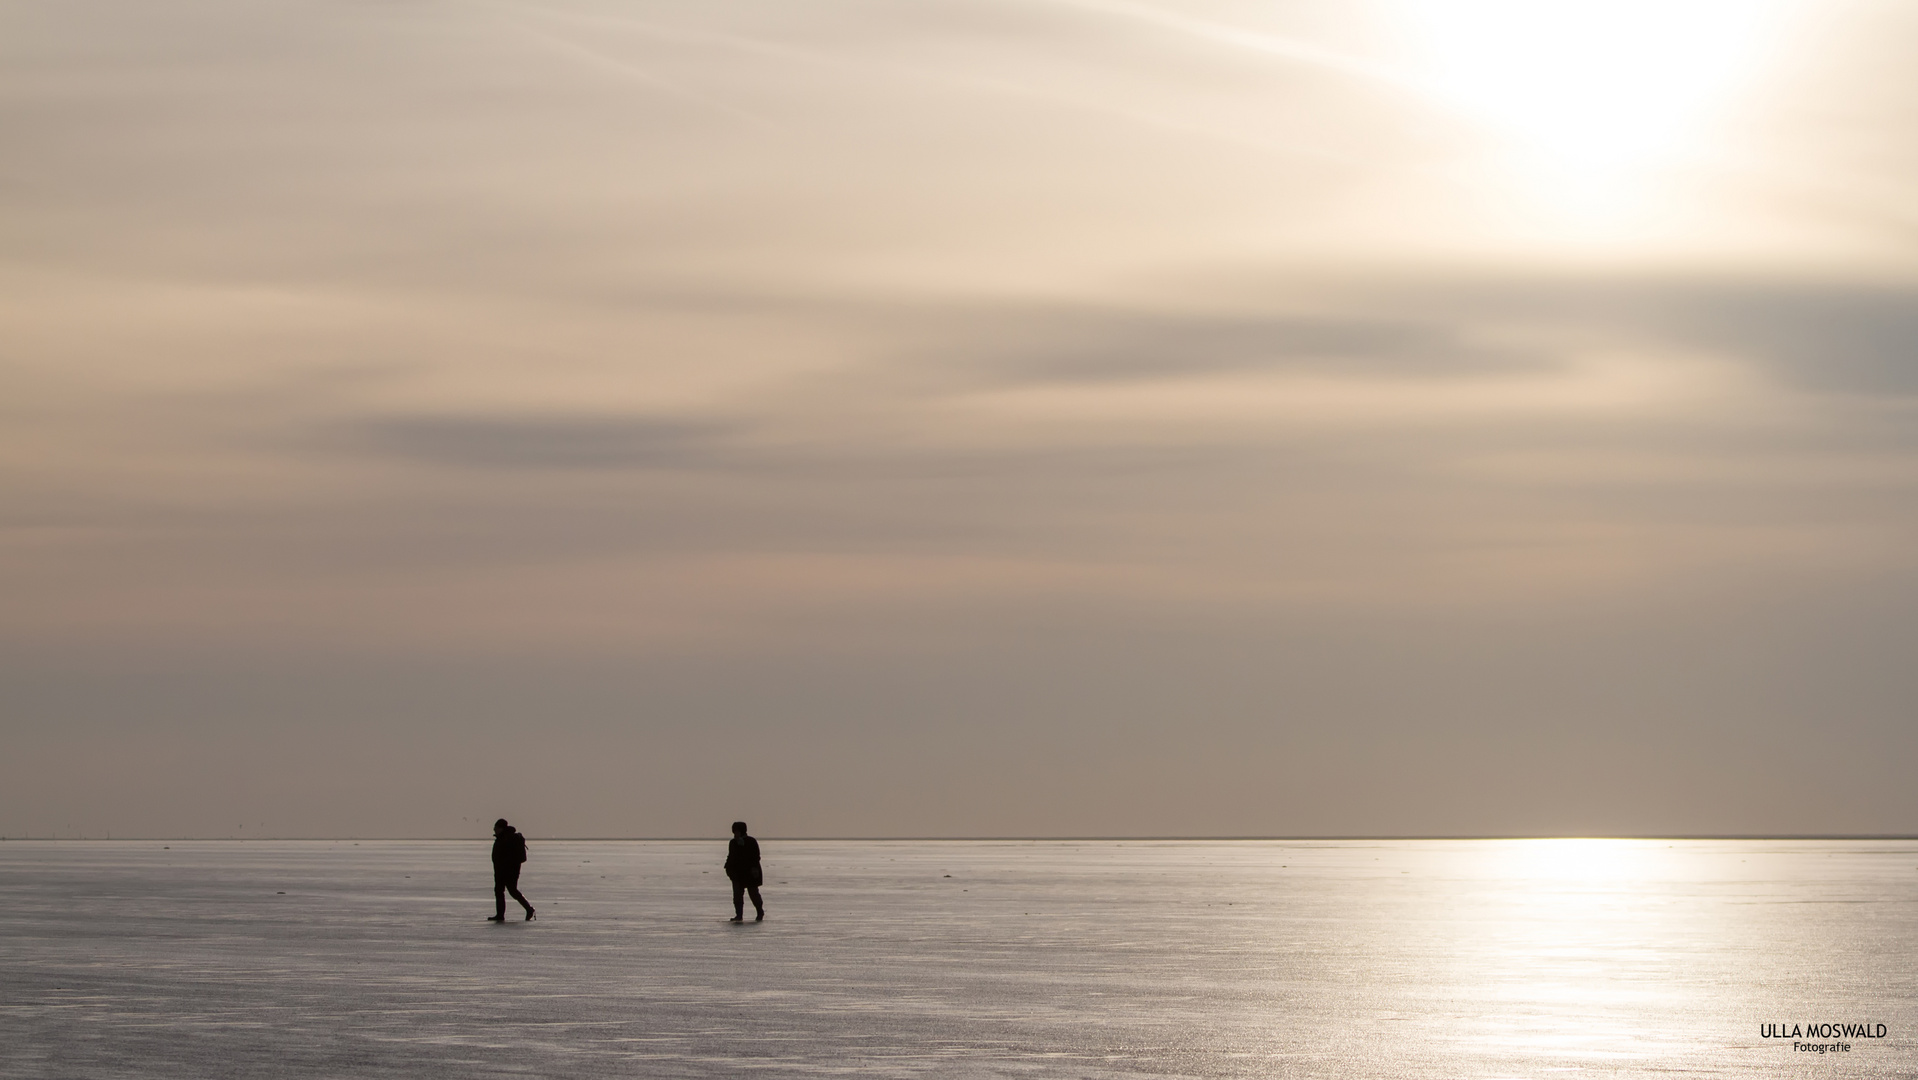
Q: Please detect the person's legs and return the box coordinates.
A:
[505,873,534,918]
[747,886,764,920]
[731,881,745,920]
[493,874,508,919]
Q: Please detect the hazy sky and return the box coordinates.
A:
[5,0,1917,838]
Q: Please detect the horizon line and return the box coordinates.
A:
[7,834,1917,842]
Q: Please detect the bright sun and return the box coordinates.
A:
[1396,0,1790,201]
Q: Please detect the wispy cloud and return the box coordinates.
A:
[343,415,732,471]
[1042,0,1416,91]
[904,309,1543,386]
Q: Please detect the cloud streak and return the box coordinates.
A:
[344,415,732,471]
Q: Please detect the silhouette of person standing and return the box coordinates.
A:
[725,821,764,922]
[489,818,536,922]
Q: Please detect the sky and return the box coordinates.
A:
[3,0,1916,839]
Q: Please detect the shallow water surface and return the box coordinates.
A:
[2,839,1914,1077]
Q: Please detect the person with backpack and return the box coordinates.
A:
[489,818,536,922]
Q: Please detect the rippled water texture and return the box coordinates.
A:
[2,839,1914,1077]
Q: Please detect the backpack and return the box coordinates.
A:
[512,832,528,864]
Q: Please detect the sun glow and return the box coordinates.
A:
[1397,0,1791,211]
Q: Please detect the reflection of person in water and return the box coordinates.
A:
[489,818,536,922]
[725,821,764,923]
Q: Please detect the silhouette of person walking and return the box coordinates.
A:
[489,818,536,922]
[725,821,764,922]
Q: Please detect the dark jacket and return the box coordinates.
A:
[724,835,762,887]
[492,829,527,869]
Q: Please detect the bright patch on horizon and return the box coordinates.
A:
[1397,0,1791,212]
